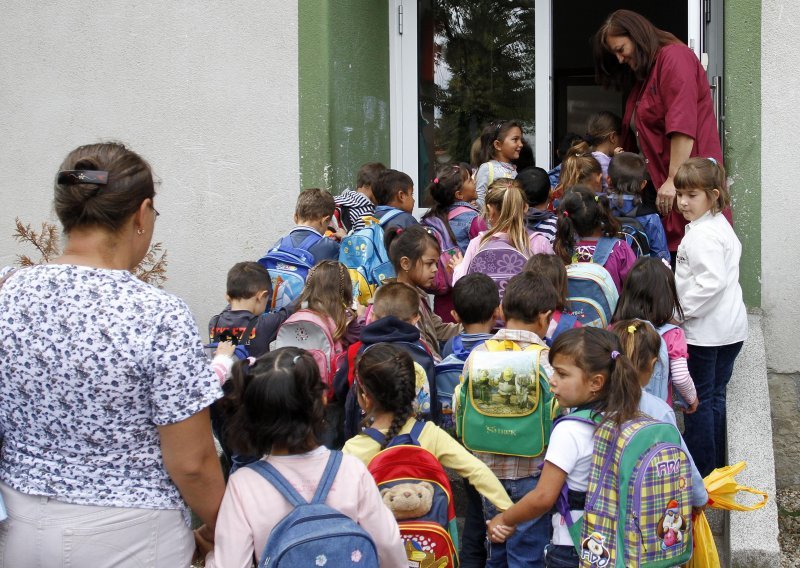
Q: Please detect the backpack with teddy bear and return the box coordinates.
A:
[364,420,458,568]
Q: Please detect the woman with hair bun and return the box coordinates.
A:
[0,142,225,567]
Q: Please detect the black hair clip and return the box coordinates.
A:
[56,170,109,186]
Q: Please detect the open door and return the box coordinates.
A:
[390,0,550,213]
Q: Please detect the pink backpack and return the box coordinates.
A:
[271,309,343,399]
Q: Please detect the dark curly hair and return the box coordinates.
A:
[356,343,417,449]
[225,347,326,456]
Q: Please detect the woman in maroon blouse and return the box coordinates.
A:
[593,10,724,254]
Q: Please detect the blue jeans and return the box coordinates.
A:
[483,476,551,568]
[682,342,744,477]
[543,544,579,568]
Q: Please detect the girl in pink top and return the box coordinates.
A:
[205,347,407,568]
[452,179,554,286]
[554,186,636,293]
[612,257,698,412]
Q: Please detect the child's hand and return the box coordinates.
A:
[613,146,625,155]
[214,340,235,359]
[447,251,464,272]
[486,514,516,543]
[683,397,700,414]
[193,524,215,561]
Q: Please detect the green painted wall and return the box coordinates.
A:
[724,0,761,306]
[298,1,391,194]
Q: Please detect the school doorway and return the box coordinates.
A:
[389,0,721,204]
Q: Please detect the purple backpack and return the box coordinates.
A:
[422,206,473,296]
[466,235,529,301]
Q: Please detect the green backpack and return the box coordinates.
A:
[455,340,554,457]
[554,409,694,568]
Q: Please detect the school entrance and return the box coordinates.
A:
[389,0,723,211]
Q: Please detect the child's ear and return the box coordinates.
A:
[536,310,553,334]
[588,372,606,397]
[225,294,232,304]
[646,356,658,376]
[450,310,463,324]
[409,313,421,326]
[497,305,506,324]
[605,174,612,188]
[640,180,647,191]
[321,214,332,227]
[293,213,300,225]
[400,256,413,272]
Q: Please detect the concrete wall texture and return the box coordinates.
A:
[761,0,800,373]
[0,2,300,332]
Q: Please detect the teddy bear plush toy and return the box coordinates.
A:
[380,481,434,520]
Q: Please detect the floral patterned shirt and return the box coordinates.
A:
[0,264,222,517]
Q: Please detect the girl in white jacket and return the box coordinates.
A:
[673,157,748,477]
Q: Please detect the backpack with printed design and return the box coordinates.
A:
[456,340,554,457]
[422,206,473,295]
[258,233,321,311]
[248,451,380,568]
[338,211,402,306]
[565,237,619,328]
[616,216,651,258]
[466,235,529,302]
[207,314,260,360]
[644,323,690,408]
[271,309,343,399]
[365,420,458,568]
[554,410,693,568]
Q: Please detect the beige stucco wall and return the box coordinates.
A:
[0,2,299,332]
[761,0,800,373]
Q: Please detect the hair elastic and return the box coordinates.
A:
[594,195,599,202]
[563,211,569,218]
[396,228,403,235]
[433,177,439,184]
[707,157,718,166]
[627,324,637,334]
[610,350,621,360]
[292,355,302,365]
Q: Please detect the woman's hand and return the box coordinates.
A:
[657,177,677,217]
[487,514,516,543]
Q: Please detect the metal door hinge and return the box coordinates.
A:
[398,4,403,35]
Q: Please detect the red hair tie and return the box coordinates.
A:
[433,177,439,184]
[563,211,570,218]
[396,228,404,235]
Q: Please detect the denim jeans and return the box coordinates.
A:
[459,479,488,568]
[483,475,551,568]
[682,341,744,476]
[543,544,579,568]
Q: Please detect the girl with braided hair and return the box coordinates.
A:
[342,343,513,511]
[206,347,408,567]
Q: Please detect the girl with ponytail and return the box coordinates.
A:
[452,179,554,290]
[486,328,643,566]
[342,343,513,512]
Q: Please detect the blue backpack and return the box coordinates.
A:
[644,322,689,408]
[338,210,403,306]
[248,451,380,568]
[433,336,479,436]
[565,237,619,328]
[616,216,651,258]
[258,233,322,311]
[545,312,579,347]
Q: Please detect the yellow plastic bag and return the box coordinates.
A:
[686,510,720,568]
[704,462,769,511]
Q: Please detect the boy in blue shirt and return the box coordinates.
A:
[274,187,340,262]
[372,169,419,231]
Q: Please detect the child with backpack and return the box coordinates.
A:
[488,328,695,568]
[205,347,408,568]
[343,343,513,568]
[586,111,623,189]
[334,162,385,233]
[452,179,554,303]
[607,152,671,261]
[457,271,559,568]
[335,281,438,441]
[674,157,748,476]
[611,318,708,509]
[372,168,419,231]
[550,141,603,210]
[385,225,461,358]
[421,163,486,322]
[208,262,291,359]
[523,254,581,346]
[474,120,523,208]
[259,188,340,310]
[612,257,698,412]
[517,167,557,244]
[555,185,636,294]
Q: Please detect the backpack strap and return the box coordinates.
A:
[408,419,425,443]
[487,162,495,186]
[296,232,323,251]
[451,336,471,360]
[364,419,425,448]
[592,237,617,265]
[209,314,222,342]
[310,450,343,504]
[238,315,260,347]
[484,339,522,352]
[363,427,387,445]
[447,206,473,220]
[378,208,403,227]
[247,460,309,508]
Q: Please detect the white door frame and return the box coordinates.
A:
[390,0,552,212]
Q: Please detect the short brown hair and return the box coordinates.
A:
[502,272,558,324]
[54,142,154,234]
[673,157,729,213]
[356,162,386,190]
[295,188,335,221]
[524,254,568,310]
[226,261,271,299]
[372,281,420,322]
